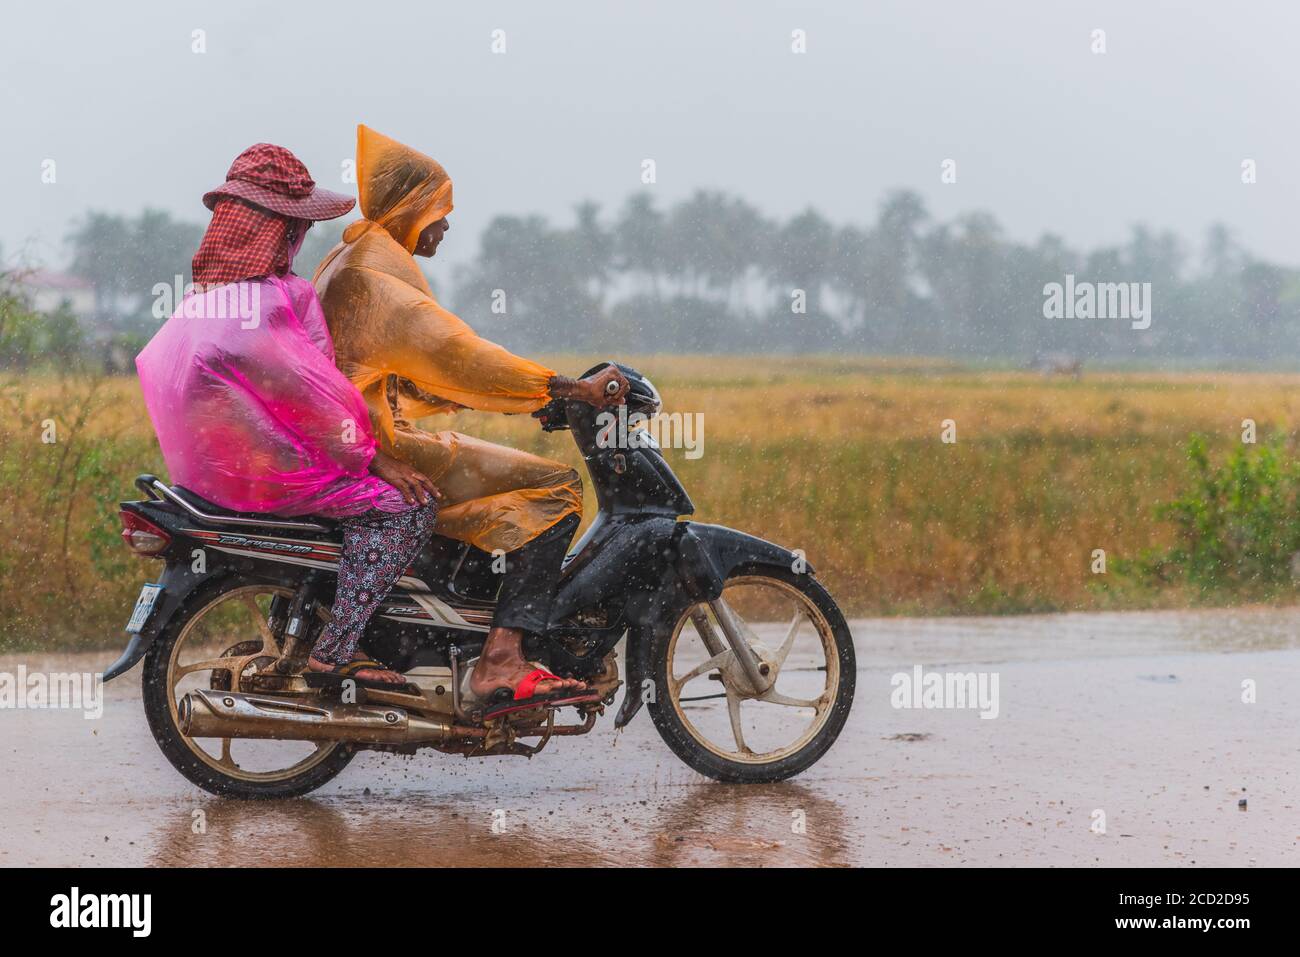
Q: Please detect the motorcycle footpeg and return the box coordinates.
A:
[475,691,604,724]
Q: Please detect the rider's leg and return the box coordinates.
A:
[389,429,583,554]
[378,427,586,695]
[308,503,436,683]
[470,513,587,697]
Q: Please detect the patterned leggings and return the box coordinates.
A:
[310,504,436,666]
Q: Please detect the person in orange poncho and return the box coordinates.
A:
[315,125,627,707]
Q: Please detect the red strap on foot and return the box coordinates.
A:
[514,668,563,700]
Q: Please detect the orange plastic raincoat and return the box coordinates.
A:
[313,125,581,553]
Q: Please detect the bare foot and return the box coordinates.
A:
[307,656,405,685]
[470,662,584,698]
[469,626,586,698]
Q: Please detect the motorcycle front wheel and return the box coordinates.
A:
[647,566,855,783]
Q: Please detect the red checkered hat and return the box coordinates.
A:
[202,143,354,221]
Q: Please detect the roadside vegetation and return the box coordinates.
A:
[4,354,1298,651]
[1115,434,1300,598]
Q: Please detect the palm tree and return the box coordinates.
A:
[614,194,668,301]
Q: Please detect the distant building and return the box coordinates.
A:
[22,270,96,317]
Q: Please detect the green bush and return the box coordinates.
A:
[0,279,87,370]
[1123,434,1300,591]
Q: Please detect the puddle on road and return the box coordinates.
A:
[3,605,1299,867]
[851,604,1300,668]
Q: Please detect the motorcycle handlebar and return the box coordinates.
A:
[532,397,572,432]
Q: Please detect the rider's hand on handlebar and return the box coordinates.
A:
[546,366,630,409]
[369,450,443,507]
[578,367,630,409]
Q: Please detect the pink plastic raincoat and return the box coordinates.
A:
[136,274,405,518]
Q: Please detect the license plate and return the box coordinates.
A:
[125,584,164,634]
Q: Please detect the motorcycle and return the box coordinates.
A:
[104,362,855,798]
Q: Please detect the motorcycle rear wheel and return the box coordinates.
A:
[141,580,356,799]
[647,566,855,783]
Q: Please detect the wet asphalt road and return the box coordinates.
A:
[3,606,1299,867]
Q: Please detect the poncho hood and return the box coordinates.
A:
[342,124,453,253]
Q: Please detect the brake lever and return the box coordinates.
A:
[533,397,571,431]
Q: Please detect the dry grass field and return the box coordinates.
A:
[4,356,1299,649]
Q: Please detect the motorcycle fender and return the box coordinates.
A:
[673,522,813,601]
[102,562,224,682]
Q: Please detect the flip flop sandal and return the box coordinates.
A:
[478,668,601,722]
[481,690,603,722]
[305,659,417,693]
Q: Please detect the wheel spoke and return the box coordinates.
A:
[773,611,804,667]
[242,595,280,656]
[725,687,751,755]
[217,737,239,770]
[757,688,825,711]
[176,656,238,679]
[671,649,732,695]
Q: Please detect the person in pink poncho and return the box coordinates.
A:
[135,144,439,687]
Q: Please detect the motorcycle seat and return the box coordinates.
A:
[163,483,339,534]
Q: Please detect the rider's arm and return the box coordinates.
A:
[370,274,555,413]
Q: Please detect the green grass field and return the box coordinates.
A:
[3,356,1296,650]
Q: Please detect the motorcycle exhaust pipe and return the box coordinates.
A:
[178,689,452,745]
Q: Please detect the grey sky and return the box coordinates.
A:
[2,0,1296,273]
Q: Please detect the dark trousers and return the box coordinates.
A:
[492,512,580,634]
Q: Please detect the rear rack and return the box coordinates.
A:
[134,475,330,533]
